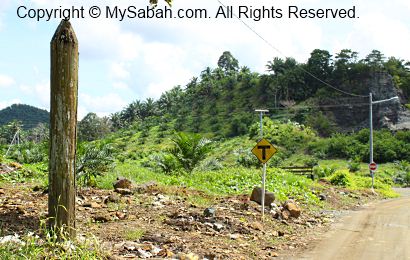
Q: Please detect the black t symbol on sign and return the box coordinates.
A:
[257,145,271,160]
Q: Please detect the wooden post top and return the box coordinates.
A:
[51,19,78,45]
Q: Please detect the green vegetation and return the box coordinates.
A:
[125,229,145,241]
[309,129,410,163]
[0,104,49,131]
[168,132,212,172]
[108,49,409,138]
[76,143,115,187]
[0,228,104,259]
[0,48,407,258]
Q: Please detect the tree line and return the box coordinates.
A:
[98,49,409,139]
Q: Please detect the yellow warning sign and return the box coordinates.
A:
[251,138,277,164]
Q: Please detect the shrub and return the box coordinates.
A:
[6,142,48,164]
[314,166,336,179]
[329,170,353,187]
[305,111,336,137]
[151,152,180,173]
[235,149,260,168]
[198,158,224,171]
[169,132,212,173]
[249,118,316,153]
[76,143,115,187]
[348,159,361,172]
[393,160,410,186]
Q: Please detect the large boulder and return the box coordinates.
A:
[284,200,301,218]
[250,187,275,206]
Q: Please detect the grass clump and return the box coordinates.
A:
[125,229,145,241]
[0,231,105,259]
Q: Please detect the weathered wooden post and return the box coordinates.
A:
[49,19,78,238]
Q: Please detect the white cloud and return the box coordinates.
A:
[112,82,129,90]
[3,0,409,118]
[110,62,130,80]
[19,82,49,108]
[350,12,410,60]
[0,74,15,88]
[0,99,22,110]
[79,92,128,117]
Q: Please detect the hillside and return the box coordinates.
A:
[109,49,410,138]
[0,104,49,130]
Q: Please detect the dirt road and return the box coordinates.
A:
[291,189,410,260]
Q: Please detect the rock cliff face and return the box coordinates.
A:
[319,72,404,132]
[369,72,402,129]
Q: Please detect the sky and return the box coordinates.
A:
[0,0,409,119]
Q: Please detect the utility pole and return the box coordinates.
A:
[49,19,78,239]
[5,129,19,156]
[255,109,269,218]
[369,93,399,190]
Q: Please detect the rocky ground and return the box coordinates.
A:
[0,167,382,259]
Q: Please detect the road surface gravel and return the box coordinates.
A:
[291,188,410,260]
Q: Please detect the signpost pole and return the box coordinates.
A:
[262,163,266,218]
[255,109,269,219]
[369,93,374,191]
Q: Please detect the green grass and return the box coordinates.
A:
[125,229,145,241]
[325,168,399,198]
[97,165,320,204]
[0,232,105,259]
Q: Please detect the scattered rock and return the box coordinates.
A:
[204,253,217,259]
[32,186,43,192]
[114,188,134,195]
[94,214,110,223]
[113,178,132,190]
[152,194,170,208]
[229,234,241,240]
[322,217,334,224]
[116,211,127,220]
[203,207,216,218]
[284,201,301,218]
[83,202,101,208]
[318,194,327,201]
[16,206,25,214]
[250,221,263,231]
[307,218,317,223]
[105,194,121,203]
[176,253,200,260]
[213,223,224,231]
[158,248,174,258]
[137,248,152,258]
[278,230,285,237]
[281,209,291,220]
[135,181,157,193]
[250,187,275,206]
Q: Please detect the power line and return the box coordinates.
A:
[215,0,369,98]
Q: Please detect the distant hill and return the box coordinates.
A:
[0,104,49,130]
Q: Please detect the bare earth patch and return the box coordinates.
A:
[0,181,380,259]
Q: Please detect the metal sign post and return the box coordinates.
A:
[254,109,269,219]
[262,163,266,217]
[368,93,398,191]
[252,140,276,218]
